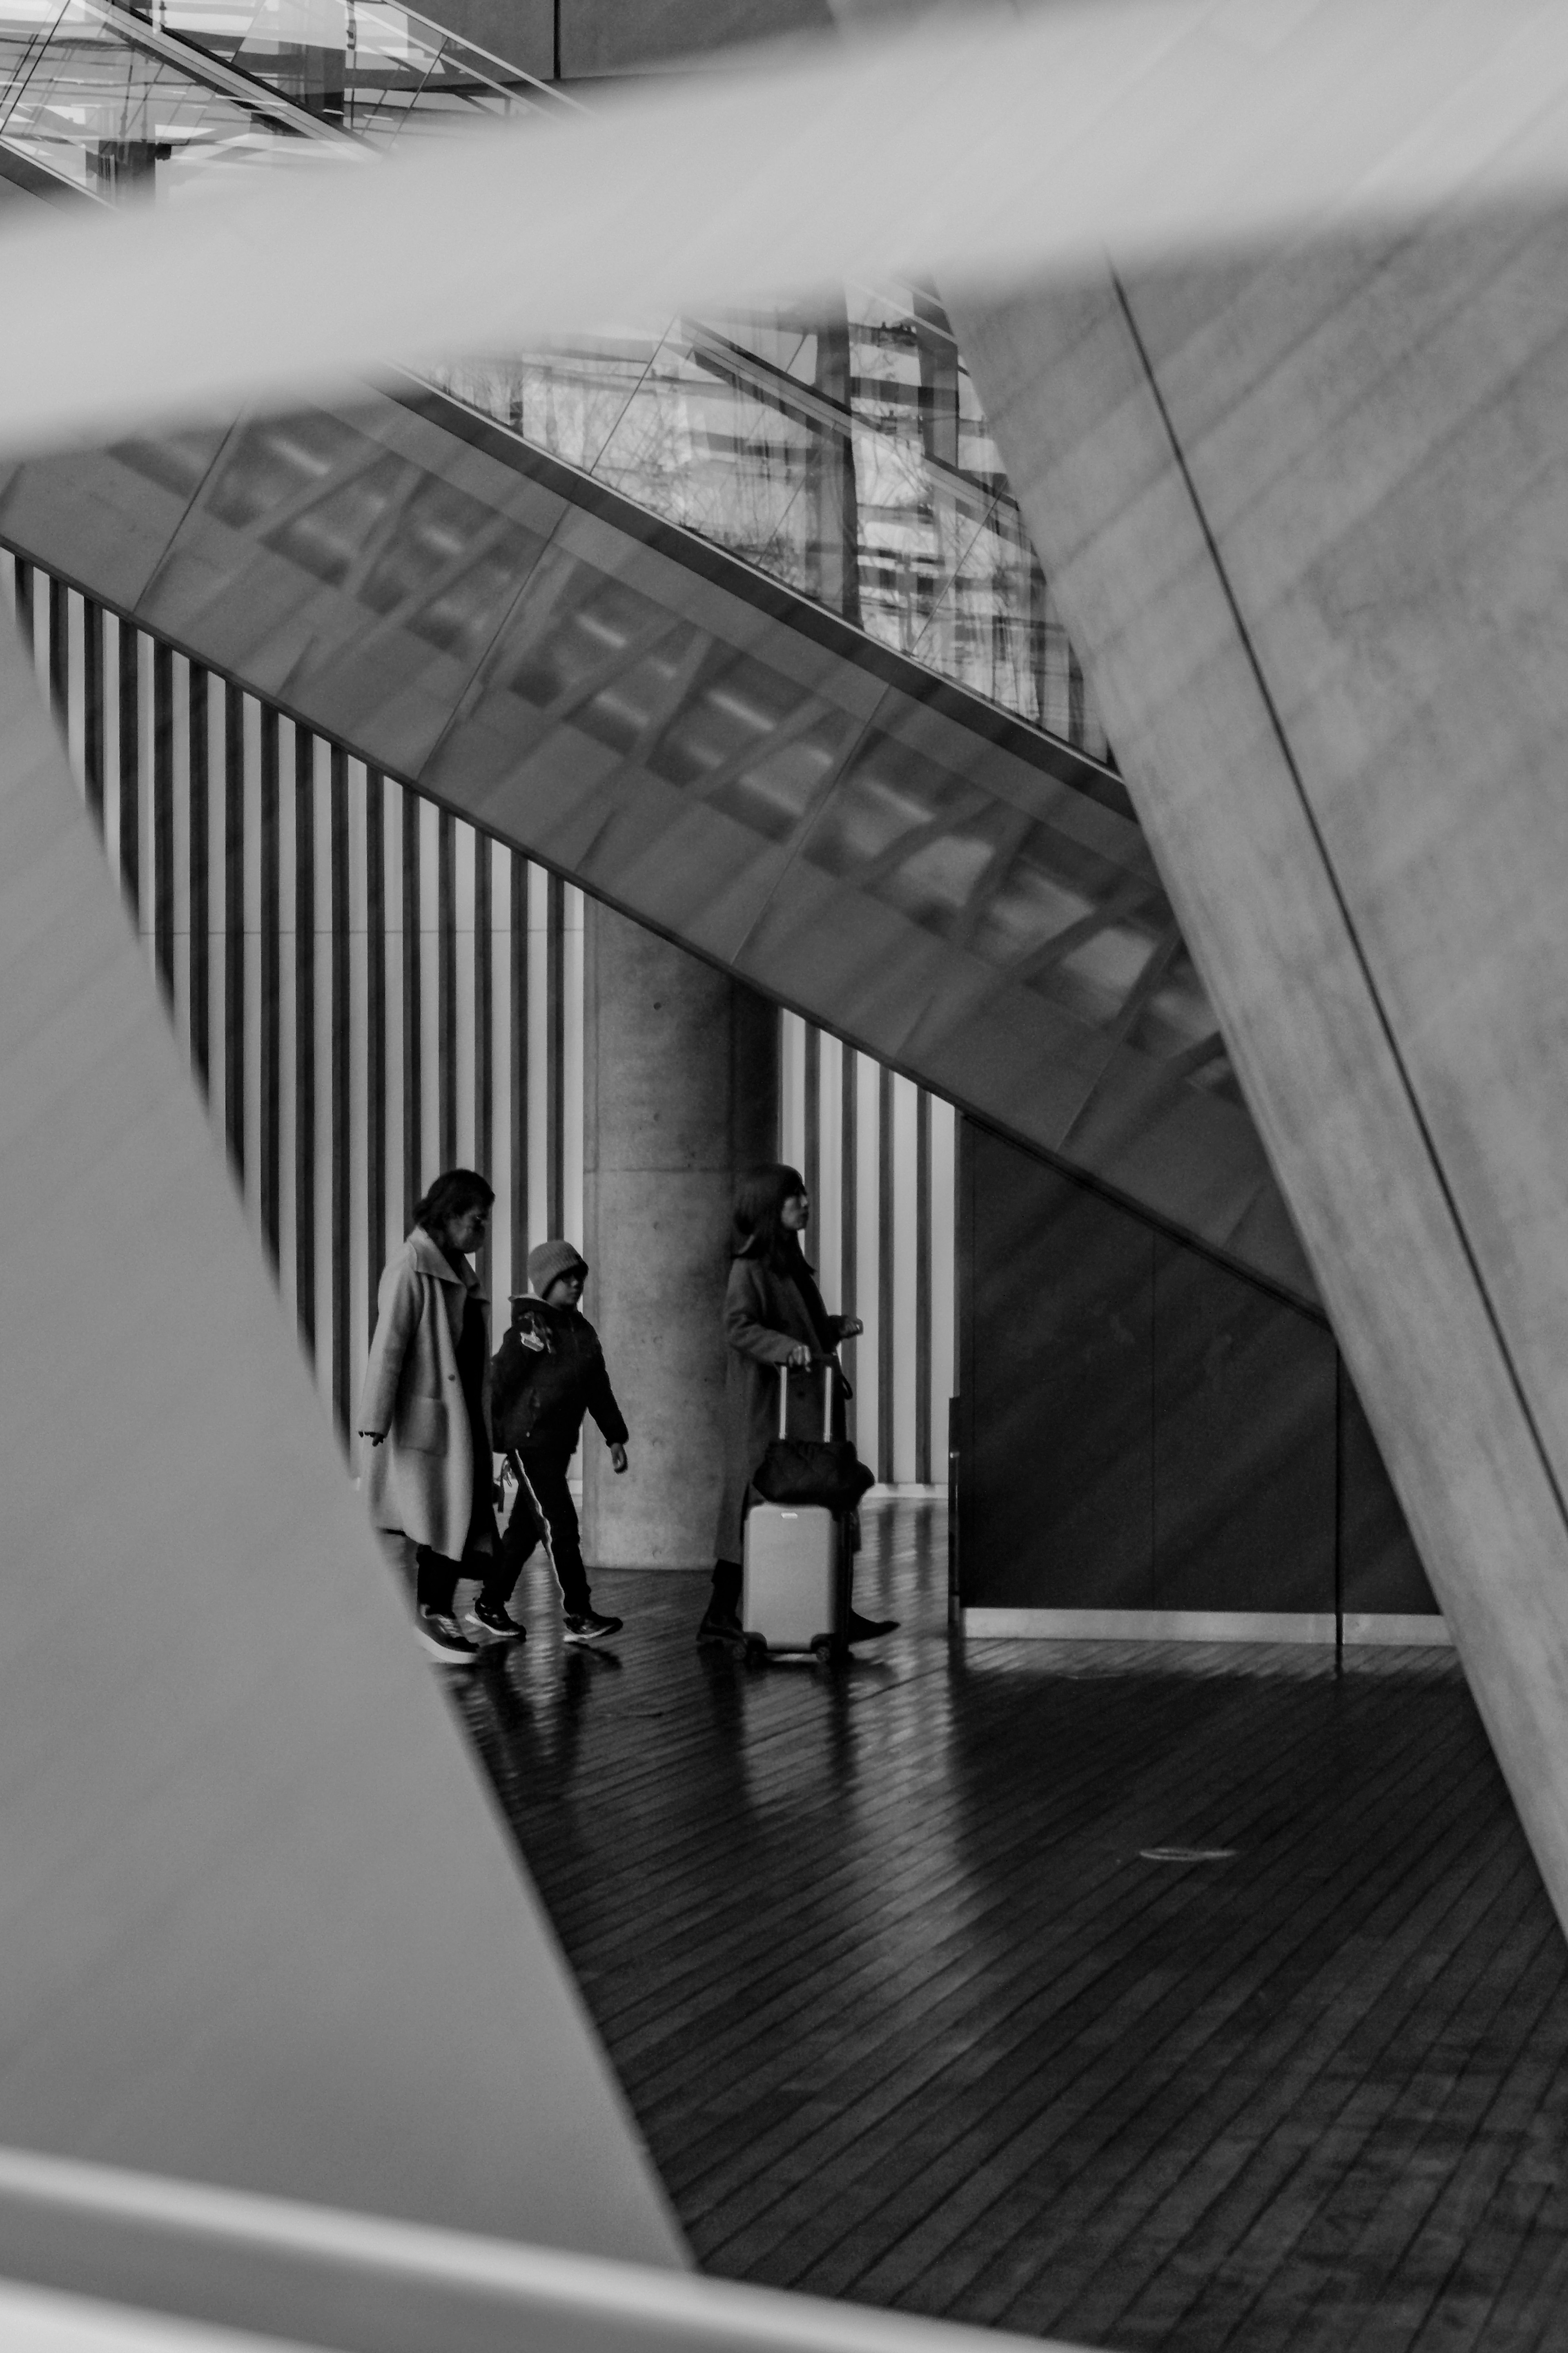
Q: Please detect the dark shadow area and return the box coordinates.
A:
[456,1499,1568,2353]
[957,1119,1435,1621]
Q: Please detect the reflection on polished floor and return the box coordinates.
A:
[455,1499,1568,2353]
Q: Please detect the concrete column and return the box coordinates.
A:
[583,900,777,1568]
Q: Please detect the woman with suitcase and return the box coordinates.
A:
[697,1163,897,1649]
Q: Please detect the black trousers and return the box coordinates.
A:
[414,1502,497,1616]
[487,1448,593,1617]
[710,1559,743,1616]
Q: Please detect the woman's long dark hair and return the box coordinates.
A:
[414,1167,494,1233]
[730,1163,808,1276]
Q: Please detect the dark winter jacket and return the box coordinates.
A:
[490,1296,628,1456]
[713,1243,848,1564]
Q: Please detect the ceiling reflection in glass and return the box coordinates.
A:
[148,0,572,137]
[0,0,314,194]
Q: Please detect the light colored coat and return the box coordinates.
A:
[360,1227,492,1557]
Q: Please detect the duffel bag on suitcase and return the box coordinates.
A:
[752,1359,874,1515]
[743,1363,853,1657]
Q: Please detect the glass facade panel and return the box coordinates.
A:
[432,294,1115,763]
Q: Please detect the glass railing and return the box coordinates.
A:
[0,0,570,204]
[0,0,1105,758]
[0,0,317,196]
[118,0,574,136]
[432,288,1113,761]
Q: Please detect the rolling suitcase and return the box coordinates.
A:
[742,1363,851,1659]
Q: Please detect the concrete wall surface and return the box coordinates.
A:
[0,616,685,2263]
[426,0,833,80]
[560,0,833,78]
[429,0,553,76]
[943,223,1568,1934]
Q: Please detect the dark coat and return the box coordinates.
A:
[490,1297,628,1456]
[713,1245,847,1564]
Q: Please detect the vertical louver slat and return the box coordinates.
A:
[840,1047,859,1439]
[878,1061,895,1479]
[151,641,174,1004]
[437,806,457,1173]
[188,663,210,1098]
[294,724,316,1355]
[546,869,565,1242]
[400,786,421,1234]
[82,602,105,837]
[258,707,281,1273]
[364,770,387,1328]
[474,824,494,1301]
[330,747,352,1439]
[915,1088,933,1486]
[117,616,138,916]
[223,682,245,1180]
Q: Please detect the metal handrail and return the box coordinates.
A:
[347,0,579,112]
[116,0,582,135]
[87,0,362,145]
[0,2145,1093,2353]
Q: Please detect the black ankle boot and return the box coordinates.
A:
[699,1560,744,1644]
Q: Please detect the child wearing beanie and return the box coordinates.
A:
[472,1239,630,1645]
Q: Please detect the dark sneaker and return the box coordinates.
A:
[696,1607,745,1648]
[467,1597,526,1642]
[564,1609,622,1645]
[416,1608,479,1664]
[846,1611,899,1643]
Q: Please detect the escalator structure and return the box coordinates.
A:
[0,0,1316,1305]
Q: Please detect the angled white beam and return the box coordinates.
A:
[0,2145,1094,2353]
[1,1,1568,452]
[0,611,683,2261]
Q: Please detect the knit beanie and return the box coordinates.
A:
[527,1238,588,1297]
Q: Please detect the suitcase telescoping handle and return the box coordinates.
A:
[778,1356,836,1441]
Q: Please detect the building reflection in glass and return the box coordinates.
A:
[433,287,1111,761]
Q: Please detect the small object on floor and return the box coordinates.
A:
[846,1610,899,1642]
[564,1609,623,1645]
[696,1607,745,1648]
[416,1607,479,1663]
[467,1597,527,1642]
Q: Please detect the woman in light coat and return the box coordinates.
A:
[359,1168,497,1664]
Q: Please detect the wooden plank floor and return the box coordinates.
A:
[453,1501,1568,2353]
